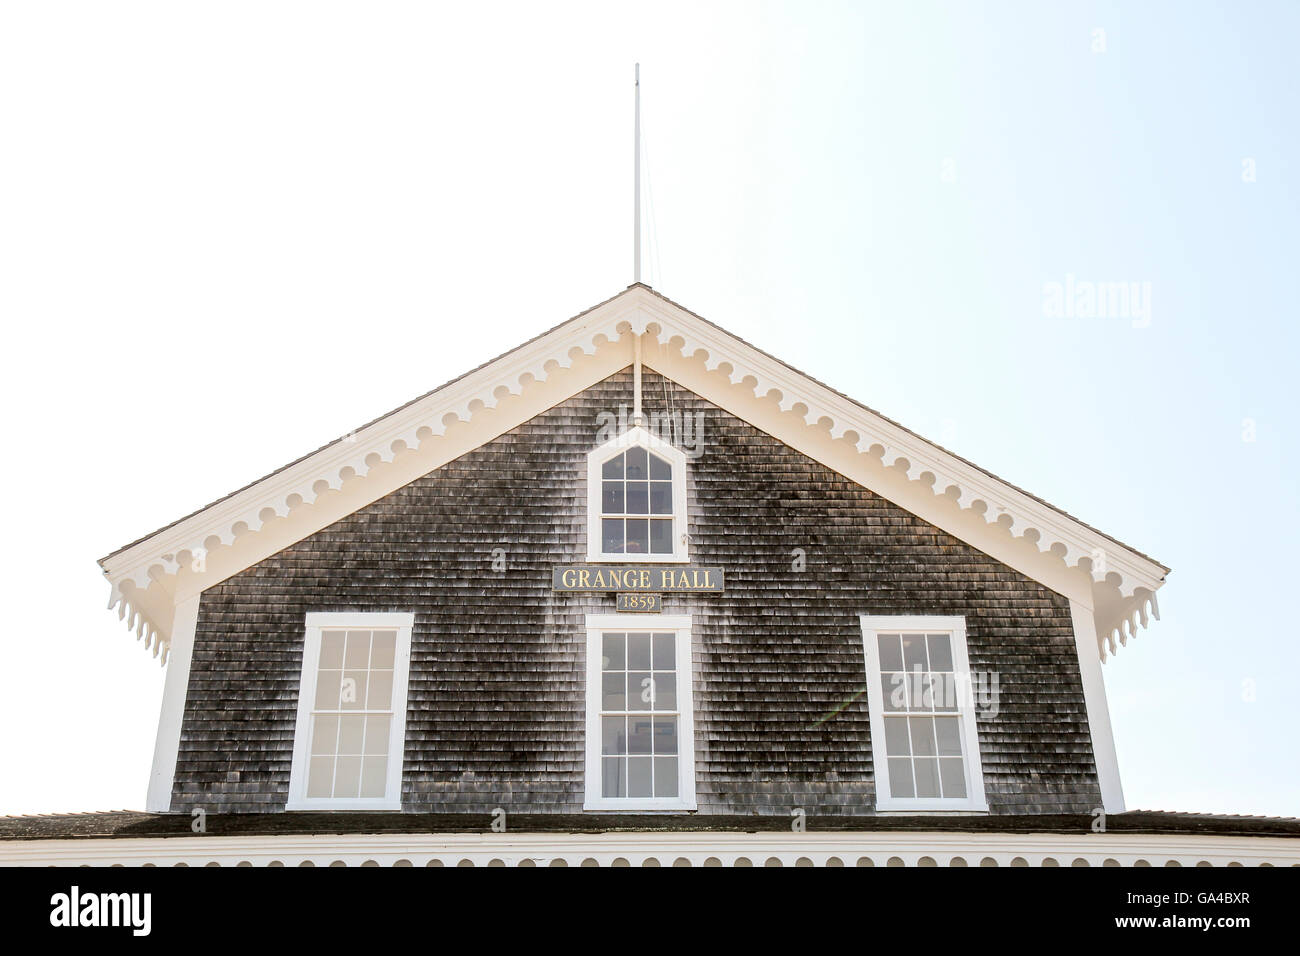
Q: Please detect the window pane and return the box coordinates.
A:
[345,631,372,669]
[913,757,941,798]
[602,716,626,755]
[654,756,678,797]
[359,756,388,798]
[627,633,652,670]
[367,670,393,710]
[625,518,649,553]
[883,716,910,756]
[651,672,676,711]
[625,447,648,479]
[909,717,937,756]
[602,453,624,479]
[926,634,953,672]
[602,518,624,553]
[877,634,903,672]
[652,634,675,670]
[649,519,673,554]
[880,673,905,712]
[364,716,390,756]
[602,481,624,513]
[341,670,367,709]
[603,756,626,798]
[934,716,962,756]
[653,716,678,754]
[910,673,936,711]
[933,675,958,712]
[903,671,931,711]
[338,715,365,755]
[627,756,653,797]
[311,716,339,756]
[602,672,626,711]
[315,670,342,710]
[649,454,671,480]
[887,757,915,798]
[626,481,649,514]
[902,634,927,671]
[307,756,335,798]
[334,756,363,799]
[939,758,967,798]
[628,673,653,710]
[934,673,953,711]
[649,481,672,514]
[628,717,653,754]
[319,632,345,669]
[602,633,626,671]
[370,631,396,669]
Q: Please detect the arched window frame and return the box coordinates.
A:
[586,426,689,563]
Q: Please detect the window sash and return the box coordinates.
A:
[287,612,413,811]
[860,616,987,812]
[584,615,695,810]
[586,427,689,563]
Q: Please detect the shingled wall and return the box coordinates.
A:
[172,367,1101,814]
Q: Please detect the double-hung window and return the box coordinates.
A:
[584,614,695,810]
[587,426,689,563]
[860,615,987,811]
[287,612,414,810]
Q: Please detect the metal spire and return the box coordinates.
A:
[634,62,641,285]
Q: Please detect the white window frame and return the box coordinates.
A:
[287,611,414,811]
[584,614,696,811]
[860,614,988,813]
[586,426,690,563]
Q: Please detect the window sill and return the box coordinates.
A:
[874,805,989,815]
[585,553,691,564]
[286,800,403,812]
[583,800,698,813]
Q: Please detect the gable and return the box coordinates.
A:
[98,284,1167,663]
[174,367,1100,815]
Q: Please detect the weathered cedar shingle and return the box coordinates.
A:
[172,368,1101,814]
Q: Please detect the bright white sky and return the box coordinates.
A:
[2,1,1296,817]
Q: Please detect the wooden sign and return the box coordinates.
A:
[552,565,724,593]
[616,593,663,612]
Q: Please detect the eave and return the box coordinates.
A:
[99,284,1168,664]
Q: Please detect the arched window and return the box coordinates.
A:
[587,426,688,562]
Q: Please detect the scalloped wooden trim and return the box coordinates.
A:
[102,285,1166,662]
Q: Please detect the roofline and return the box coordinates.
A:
[100,282,1166,573]
[98,284,641,566]
[96,282,1170,664]
[637,285,1168,573]
[3,810,1296,841]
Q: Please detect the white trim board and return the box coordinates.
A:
[2,830,1295,868]
[1069,600,1125,812]
[144,595,199,812]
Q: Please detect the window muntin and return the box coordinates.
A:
[288,612,413,810]
[599,632,680,798]
[600,447,675,555]
[586,427,689,563]
[306,628,397,799]
[860,615,987,812]
[585,614,695,810]
[876,632,966,800]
